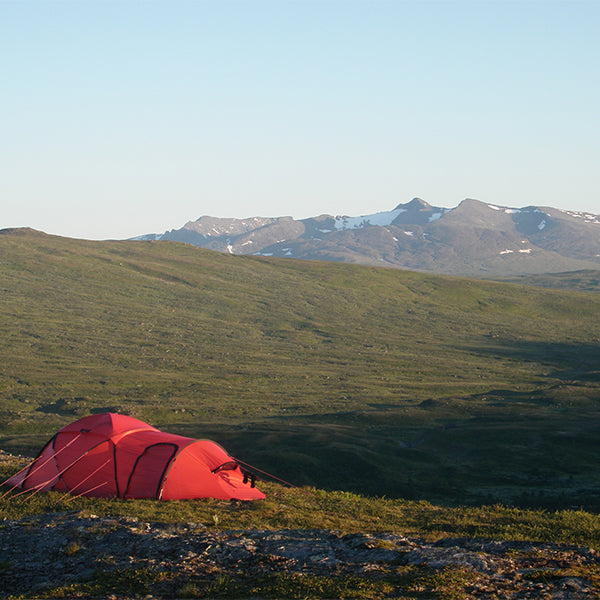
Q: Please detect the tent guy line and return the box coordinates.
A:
[0,432,84,501]
[56,458,113,503]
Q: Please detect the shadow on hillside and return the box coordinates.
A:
[167,404,600,512]
[474,339,600,383]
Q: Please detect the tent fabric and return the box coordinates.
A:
[7,413,265,501]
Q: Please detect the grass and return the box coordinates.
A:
[501,269,600,293]
[1,230,600,509]
[18,566,481,600]
[31,567,174,599]
[2,461,600,550]
[3,475,600,598]
[174,568,480,600]
[3,454,600,599]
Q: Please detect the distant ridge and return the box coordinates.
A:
[134,198,600,277]
[0,227,47,237]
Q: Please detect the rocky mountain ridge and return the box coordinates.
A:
[136,198,600,277]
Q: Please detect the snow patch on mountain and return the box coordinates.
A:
[429,212,445,222]
[488,204,522,214]
[334,208,406,230]
[500,247,533,255]
[563,210,600,224]
[488,205,547,216]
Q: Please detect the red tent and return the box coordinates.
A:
[6,413,265,501]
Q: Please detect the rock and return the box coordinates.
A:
[0,513,599,598]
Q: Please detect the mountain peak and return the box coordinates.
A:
[397,197,431,211]
[134,199,600,277]
[456,198,490,209]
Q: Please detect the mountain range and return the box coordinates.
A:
[136,198,600,277]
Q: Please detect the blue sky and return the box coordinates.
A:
[2,0,599,240]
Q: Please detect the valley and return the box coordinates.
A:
[1,228,599,509]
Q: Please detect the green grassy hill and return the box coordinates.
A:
[1,228,600,508]
[500,269,600,293]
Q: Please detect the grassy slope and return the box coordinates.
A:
[2,465,600,551]
[498,269,600,293]
[3,453,600,600]
[1,230,600,508]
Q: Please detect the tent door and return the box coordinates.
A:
[124,443,178,499]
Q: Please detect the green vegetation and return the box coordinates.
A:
[15,565,481,600]
[501,269,600,293]
[33,568,173,600]
[62,568,482,600]
[2,475,600,548]
[1,229,600,508]
[3,465,600,599]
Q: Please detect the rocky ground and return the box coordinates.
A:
[1,511,599,599]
